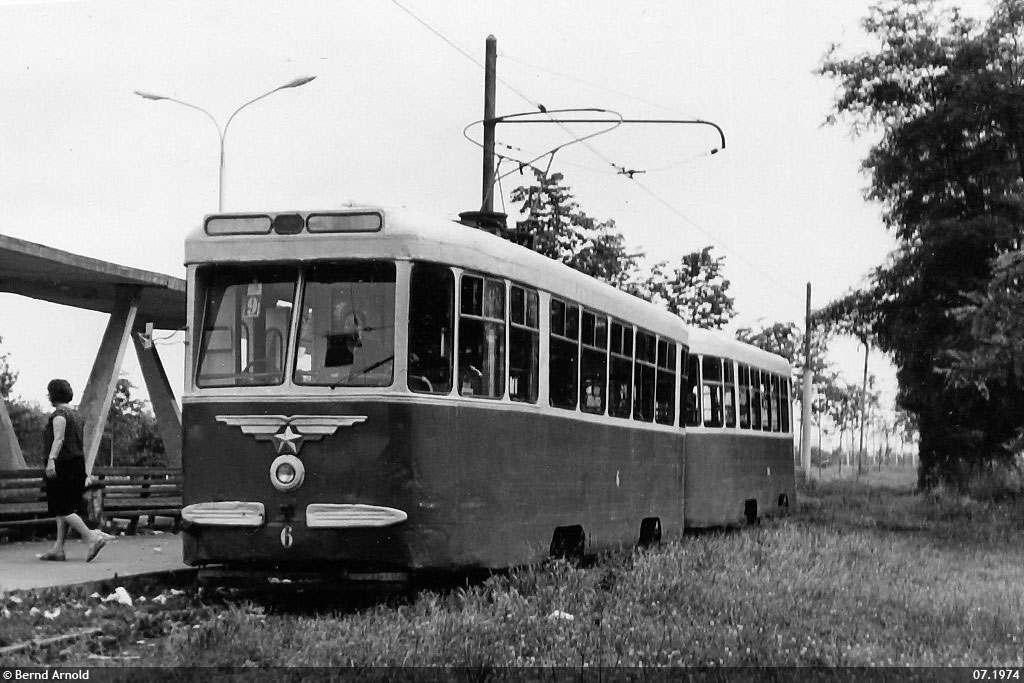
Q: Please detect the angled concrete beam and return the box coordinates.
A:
[132,329,182,468]
[80,286,140,475]
[0,396,27,469]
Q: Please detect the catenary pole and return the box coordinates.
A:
[801,282,814,479]
[481,35,497,212]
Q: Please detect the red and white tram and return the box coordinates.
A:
[180,208,793,574]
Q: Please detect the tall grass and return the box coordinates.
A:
[136,470,1024,667]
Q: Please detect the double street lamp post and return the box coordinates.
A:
[135,76,316,212]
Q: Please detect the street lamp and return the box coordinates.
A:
[135,76,316,212]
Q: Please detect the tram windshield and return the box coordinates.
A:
[293,261,396,387]
[196,266,297,387]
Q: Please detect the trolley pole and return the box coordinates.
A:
[481,35,497,212]
[801,282,814,479]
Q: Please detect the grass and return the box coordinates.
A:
[4,465,1024,667]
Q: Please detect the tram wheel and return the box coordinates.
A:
[549,525,586,561]
[778,493,790,516]
[744,499,759,525]
[637,517,662,547]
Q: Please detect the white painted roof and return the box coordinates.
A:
[686,326,792,375]
[185,207,690,343]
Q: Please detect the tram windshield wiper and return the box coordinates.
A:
[327,356,395,390]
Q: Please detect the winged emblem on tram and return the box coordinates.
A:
[215,415,368,455]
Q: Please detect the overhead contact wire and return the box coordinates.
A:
[390,0,806,307]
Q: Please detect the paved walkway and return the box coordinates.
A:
[0,532,185,593]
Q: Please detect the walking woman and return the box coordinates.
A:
[39,379,109,562]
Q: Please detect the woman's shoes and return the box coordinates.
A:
[39,549,66,562]
[86,534,108,563]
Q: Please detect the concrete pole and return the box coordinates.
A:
[80,286,140,475]
[0,397,26,469]
[800,282,813,479]
[481,35,497,213]
[857,337,869,478]
[132,331,182,467]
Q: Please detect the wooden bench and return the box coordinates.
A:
[0,469,100,532]
[92,466,182,534]
[0,469,51,530]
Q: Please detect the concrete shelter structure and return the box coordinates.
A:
[0,233,185,471]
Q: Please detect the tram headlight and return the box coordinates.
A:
[276,463,296,484]
[269,454,305,492]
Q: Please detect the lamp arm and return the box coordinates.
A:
[223,86,288,136]
[155,97,223,141]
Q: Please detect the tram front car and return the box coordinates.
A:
[182,210,435,575]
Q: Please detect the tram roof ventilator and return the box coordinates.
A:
[457,210,535,249]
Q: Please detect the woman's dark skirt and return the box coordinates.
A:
[44,457,87,517]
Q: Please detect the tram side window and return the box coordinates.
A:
[459,274,505,399]
[549,298,579,409]
[750,368,762,430]
[408,263,453,394]
[723,359,737,428]
[197,265,297,387]
[683,353,701,426]
[608,320,633,418]
[294,261,397,387]
[655,339,676,425]
[702,356,724,428]
[760,371,772,431]
[633,330,656,422]
[771,374,781,433]
[580,309,608,414]
[780,377,791,433]
[738,364,751,429]
[509,285,539,403]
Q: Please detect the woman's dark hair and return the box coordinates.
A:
[47,379,74,404]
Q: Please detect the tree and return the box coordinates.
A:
[813,371,846,469]
[893,407,920,465]
[511,169,648,292]
[735,321,833,442]
[101,378,165,467]
[819,0,1024,489]
[510,169,739,328]
[823,380,860,474]
[650,247,736,330]
[6,399,47,466]
[948,249,1024,406]
[0,335,17,400]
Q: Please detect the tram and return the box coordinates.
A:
[179,207,794,574]
[682,328,795,527]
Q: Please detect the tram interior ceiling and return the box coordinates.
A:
[0,233,186,471]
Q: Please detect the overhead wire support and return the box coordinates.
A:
[464,107,626,185]
[495,117,727,155]
[468,114,727,186]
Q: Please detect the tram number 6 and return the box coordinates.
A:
[280,525,294,549]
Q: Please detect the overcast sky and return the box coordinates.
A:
[1,0,979,408]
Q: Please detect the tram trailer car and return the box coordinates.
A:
[180,208,693,574]
[682,328,796,527]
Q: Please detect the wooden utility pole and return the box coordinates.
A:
[800,282,813,479]
[481,35,497,212]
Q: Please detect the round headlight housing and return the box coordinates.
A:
[269,454,304,492]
